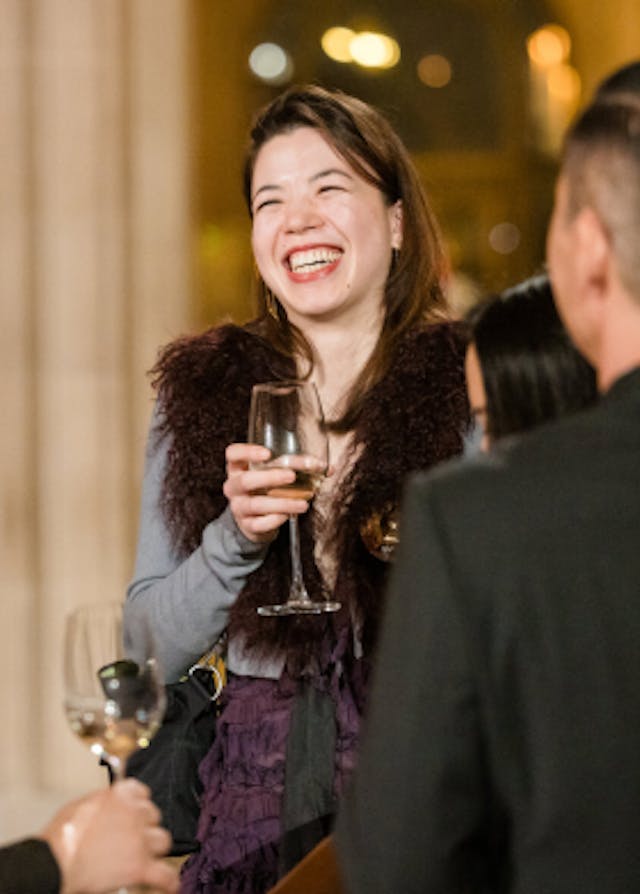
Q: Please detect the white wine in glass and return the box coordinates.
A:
[63,602,166,781]
[249,380,341,616]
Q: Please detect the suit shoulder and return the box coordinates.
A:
[407,396,615,521]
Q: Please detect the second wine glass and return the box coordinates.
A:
[249,380,341,616]
[63,601,166,782]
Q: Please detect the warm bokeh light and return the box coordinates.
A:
[488,222,521,255]
[527,24,571,69]
[417,54,452,88]
[526,23,581,156]
[547,63,581,104]
[320,26,400,70]
[349,31,400,69]
[321,26,356,63]
[248,42,293,84]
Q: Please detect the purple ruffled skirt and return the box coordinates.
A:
[179,662,363,894]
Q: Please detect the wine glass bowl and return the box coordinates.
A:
[248,380,341,616]
[63,602,165,779]
[255,452,327,500]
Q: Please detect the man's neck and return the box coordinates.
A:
[595,295,640,392]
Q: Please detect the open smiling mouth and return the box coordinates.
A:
[287,247,342,274]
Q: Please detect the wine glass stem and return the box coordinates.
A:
[108,759,134,894]
[109,757,144,894]
[288,515,310,604]
[109,755,127,782]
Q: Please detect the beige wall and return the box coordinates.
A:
[0,0,192,838]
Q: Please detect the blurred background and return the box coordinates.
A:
[1,0,638,839]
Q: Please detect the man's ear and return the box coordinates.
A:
[567,205,613,365]
[575,206,611,300]
[390,200,403,250]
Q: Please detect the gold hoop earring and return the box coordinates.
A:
[265,288,279,320]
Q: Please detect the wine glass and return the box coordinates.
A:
[249,380,341,615]
[63,601,166,782]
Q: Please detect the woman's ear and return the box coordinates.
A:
[390,200,403,250]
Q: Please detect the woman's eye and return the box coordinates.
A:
[253,198,281,213]
[318,184,345,194]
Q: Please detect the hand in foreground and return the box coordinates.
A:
[223,443,310,543]
[41,779,178,894]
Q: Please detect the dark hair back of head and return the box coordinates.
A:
[595,59,640,102]
[562,100,640,299]
[466,275,597,442]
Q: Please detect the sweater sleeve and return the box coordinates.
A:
[0,838,61,894]
[124,405,269,682]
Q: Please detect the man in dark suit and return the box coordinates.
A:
[334,77,640,892]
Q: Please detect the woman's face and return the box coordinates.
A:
[250,126,402,331]
[465,343,490,452]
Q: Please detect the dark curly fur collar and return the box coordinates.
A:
[152,322,469,674]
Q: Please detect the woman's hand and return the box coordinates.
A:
[223,443,310,543]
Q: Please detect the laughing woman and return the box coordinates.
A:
[124,85,469,893]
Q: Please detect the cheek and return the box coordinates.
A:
[547,208,573,284]
[339,196,388,237]
[325,200,354,233]
[251,222,273,274]
[464,346,486,410]
[548,239,573,312]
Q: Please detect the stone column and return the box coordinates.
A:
[0,0,192,832]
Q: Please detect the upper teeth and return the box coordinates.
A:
[289,248,341,273]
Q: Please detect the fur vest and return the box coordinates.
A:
[152,321,469,675]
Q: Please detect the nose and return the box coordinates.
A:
[283,195,321,234]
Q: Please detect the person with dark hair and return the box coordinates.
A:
[335,67,640,893]
[124,84,469,893]
[595,58,640,101]
[464,274,597,451]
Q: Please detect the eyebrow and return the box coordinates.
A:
[310,167,354,184]
[252,167,354,204]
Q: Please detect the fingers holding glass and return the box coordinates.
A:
[224,443,311,541]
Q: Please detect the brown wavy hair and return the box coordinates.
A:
[243,84,449,431]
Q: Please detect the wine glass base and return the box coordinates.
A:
[257,600,342,616]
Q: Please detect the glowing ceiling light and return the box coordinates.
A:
[248,42,293,85]
[527,24,571,69]
[349,31,400,69]
[417,54,452,88]
[548,63,581,103]
[321,26,356,63]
